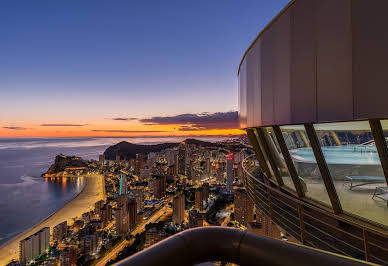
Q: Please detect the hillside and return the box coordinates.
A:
[46,154,88,174]
[103,139,226,160]
[104,142,179,160]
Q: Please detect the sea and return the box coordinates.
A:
[0,136,227,246]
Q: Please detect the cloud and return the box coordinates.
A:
[40,124,87,127]
[140,111,239,130]
[91,130,166,133]
[110,118,138,121]
[3,126,27,130]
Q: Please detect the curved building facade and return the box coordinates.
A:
[239,0,388,264]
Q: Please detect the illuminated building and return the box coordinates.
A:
[59,246,77,266]
[195,187,204,211]
[19,227,49,264]
[94,200,104,217]
[172,193,185,224]
[115,207,129,234]
[53,221,68,242]
[128,198,137,227]
[153,175,166,199]
[234,188,254,226]
[98,154,105,166]
[119,174,128,195]
[226,152,234,192]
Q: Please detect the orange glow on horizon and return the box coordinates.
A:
[0,125,244,137]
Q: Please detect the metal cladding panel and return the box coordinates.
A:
[290,0,317,124]
[238,0,388,129]
[272,10,292,125]
[239,60,247,128]
[316,0,353,122]
[246,41,262,128]
[352,0,388,119]
[261,27,275,126]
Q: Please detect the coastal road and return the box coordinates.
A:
[95,196,172,266]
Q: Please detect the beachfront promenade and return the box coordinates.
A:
[0,174,105,265]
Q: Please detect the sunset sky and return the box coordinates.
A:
[0,0,289,137]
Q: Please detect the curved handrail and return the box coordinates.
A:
[113,227,369,266]
[242,154,388,239]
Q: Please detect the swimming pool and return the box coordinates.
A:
[291,145,380,165]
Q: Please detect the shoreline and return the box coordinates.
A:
[0,174,105,265]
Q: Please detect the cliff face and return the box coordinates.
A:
[46,154,87,174]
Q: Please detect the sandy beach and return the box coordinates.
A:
[0,174,105,265]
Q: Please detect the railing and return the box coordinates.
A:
[114,227,369,266]
[242,154,388,265]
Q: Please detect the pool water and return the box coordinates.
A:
[292,145,380,165]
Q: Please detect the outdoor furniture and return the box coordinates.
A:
[344,176,386,190]
[372,186,388,202]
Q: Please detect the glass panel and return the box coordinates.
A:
[314,121,388,227]
[253,128,276,183]
[280,125,331,207]
[263,127,296,191]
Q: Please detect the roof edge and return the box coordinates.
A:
[237,0,296,75]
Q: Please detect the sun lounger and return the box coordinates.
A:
[345,176,386,190]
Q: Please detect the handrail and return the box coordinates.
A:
[242,155,388,264]
[114,227,370,266]
[242,155,388,239]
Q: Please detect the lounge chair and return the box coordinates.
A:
[345,176,386,190]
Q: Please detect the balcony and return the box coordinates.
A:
[113,227,368,266]
[242,154,388,264]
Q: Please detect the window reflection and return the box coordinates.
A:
[253,128,276,183]
[262,127,296,192]
[314,121,387,227]
[280,125,331,206]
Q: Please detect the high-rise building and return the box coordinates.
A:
[135,154,146,173]
[100,204,112,226]
[94,200,105,217]
[195,187,204,211]
[119,174,128,195]
[140,168,151,180]
[19,227,50,265]
[234,188,254,226]
[216,168,224,184]
[59,246,77,266]
[178,146,186,175]
[19,237,33,265]
[115,207,129,234]
[116,154,121,162]
[172,194,185,224]
[128,198,137,227]
[188,210,204,228]
[226,152,234,192]
[153,175,166,199]
[98,154,105,166]
[80,235,98,256]
[53,221,68,242]
[202,183,210,204]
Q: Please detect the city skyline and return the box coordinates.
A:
[0,0,290,137]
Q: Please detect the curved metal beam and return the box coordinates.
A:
[114,227,368,266]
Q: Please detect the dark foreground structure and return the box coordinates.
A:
[115,0,388,264]
[114,227,367,266]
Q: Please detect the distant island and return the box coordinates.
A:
[103,138,226,160]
